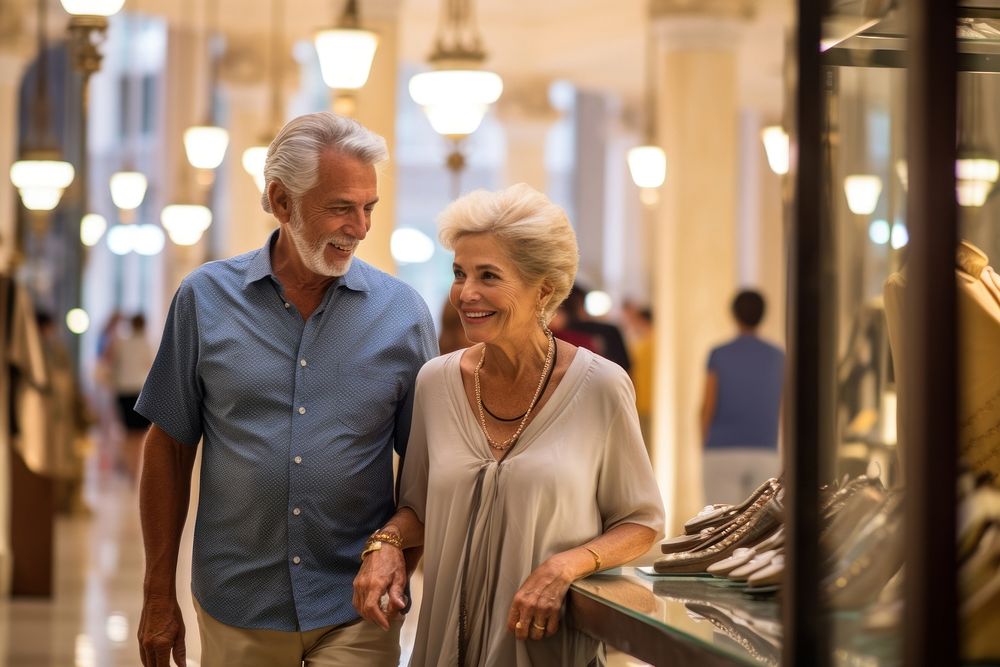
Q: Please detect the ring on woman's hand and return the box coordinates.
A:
[515,621,524,629]
[531,621,546,631]
[379,593,390,613]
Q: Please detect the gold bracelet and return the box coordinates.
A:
[367,530,403,550]
[584,546,602,573]
[360,530,404,561]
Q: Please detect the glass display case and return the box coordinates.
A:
[570,2,1000,665]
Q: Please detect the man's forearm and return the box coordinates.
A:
[139,425,197,597]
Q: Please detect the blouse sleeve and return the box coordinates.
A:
[397,363,431,523]
[596,372,666,540]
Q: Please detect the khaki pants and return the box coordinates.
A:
[194,597,402,667]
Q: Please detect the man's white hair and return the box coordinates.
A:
[260,111,388,213]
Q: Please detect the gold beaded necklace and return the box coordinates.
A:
[474,330,555,451]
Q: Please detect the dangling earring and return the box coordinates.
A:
[538,304,550,334]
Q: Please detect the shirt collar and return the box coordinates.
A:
[243,229,371,293]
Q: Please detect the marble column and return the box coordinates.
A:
[495,78,559,192]
[650,1,750,532]
[349,0,401,275]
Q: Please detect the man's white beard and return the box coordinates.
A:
[287,208,356,277]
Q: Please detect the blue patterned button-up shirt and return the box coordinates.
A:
[136,232,437,631]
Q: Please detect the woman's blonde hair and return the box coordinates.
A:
[438,183,579,324]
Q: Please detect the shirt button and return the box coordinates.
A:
[292,556,301,564]
[300,359,307,367]
[292,507,301,516]
[294,456,302,464]
[284,302,290,309]
[298,406,306,415]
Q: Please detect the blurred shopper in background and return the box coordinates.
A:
[699,289,785,504]
[109,313,153,483]
[562,284,631,373]
[623,301,655,459]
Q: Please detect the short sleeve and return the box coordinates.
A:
[596,375,666,540]
[397,366,430,522]
[134,280,204,446]
[707,347,720,372]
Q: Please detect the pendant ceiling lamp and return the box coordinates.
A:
[110,8,148,216]
[314,0,378,96]
[11,0,75,212]
[843,174,882,215]
[408,0,502,141]
[956,76,999,208]
[627,21,666,205]
[184,0,228,170]
[243,0,285,193]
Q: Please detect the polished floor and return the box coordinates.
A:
[0,451,645,666]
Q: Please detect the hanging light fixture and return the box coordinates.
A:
[314,0,378,114]
[11,0,76,212]
[109,170,148,210]
[161,204,212,245]
[243,0,284,192]
[955,76,999,208]
[843,174,882,215]
[760,125,790,175]
[184,0,229,170]
[408,0,502,185]
[109,9,150,216]
[627,21,666,205]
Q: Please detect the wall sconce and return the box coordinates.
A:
[843,174,882,215]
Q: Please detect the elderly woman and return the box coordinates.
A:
[353,184,664,666]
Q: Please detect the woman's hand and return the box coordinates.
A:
[506,556,573,641]
[352,546,408,630]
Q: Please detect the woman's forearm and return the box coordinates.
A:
[553,523,657,583]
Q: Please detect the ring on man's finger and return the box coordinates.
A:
[379,593,390,613]
[532,621,546,631]
[515,621,524,629]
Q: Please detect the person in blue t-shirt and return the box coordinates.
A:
[699,289,785,505]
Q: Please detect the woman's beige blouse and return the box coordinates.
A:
[400,347,665,666]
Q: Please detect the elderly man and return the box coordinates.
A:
[136,112,437,667]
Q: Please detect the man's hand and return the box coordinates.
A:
[352,546,407,630]
[137,592,186,667]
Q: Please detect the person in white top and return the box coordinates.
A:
[353,184,665,666]
[110,313,154,481]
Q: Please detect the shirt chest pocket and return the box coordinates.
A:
[332,364,399,435]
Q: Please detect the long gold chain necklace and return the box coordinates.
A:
[474,330,555,451]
